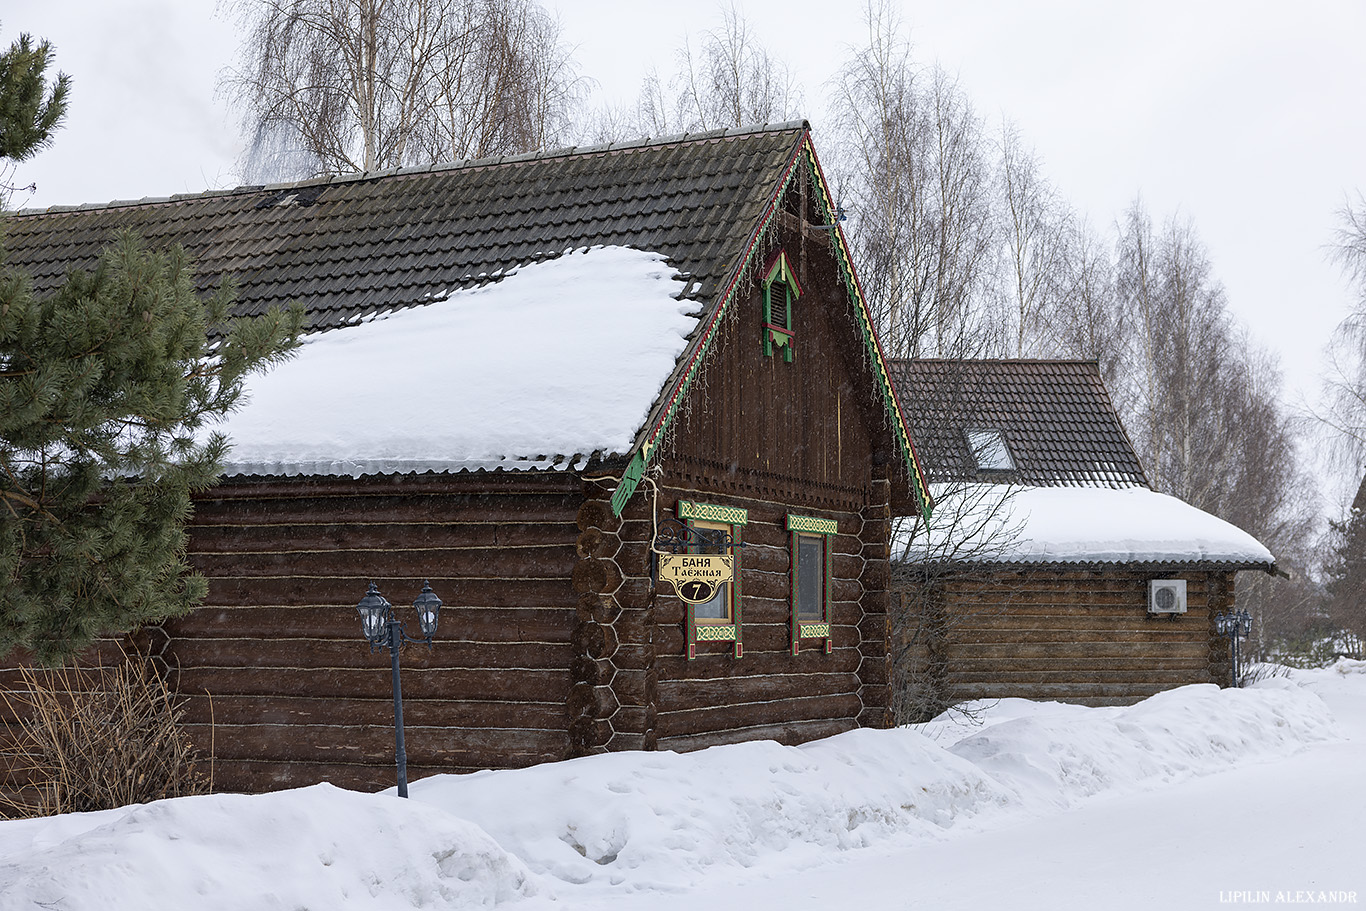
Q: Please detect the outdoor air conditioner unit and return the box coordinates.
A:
[1148,579,1188,615]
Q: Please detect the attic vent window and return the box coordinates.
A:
[761,250,802,363]
[967,429,1015,471]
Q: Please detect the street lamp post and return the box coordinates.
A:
[1214,608,1253,688]
[355,581,442,797]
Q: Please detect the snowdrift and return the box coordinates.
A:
[0,673,1349,909]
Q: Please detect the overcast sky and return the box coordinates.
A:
[5,0,1364,430]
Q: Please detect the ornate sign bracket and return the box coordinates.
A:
[652,518,746,555]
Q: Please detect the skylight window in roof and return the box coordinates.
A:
[967,429,1015,471]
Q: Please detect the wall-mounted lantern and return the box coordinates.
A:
[1214,609,1253,688]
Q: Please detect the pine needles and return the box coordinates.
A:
[0,650,210,818]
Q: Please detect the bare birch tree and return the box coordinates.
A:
[1109,200,1317,651]
[829,1,998,359]
[997,122,1074,357]
[222,0,580,181]
[1317,194,1366,475]
[625,3,800,137]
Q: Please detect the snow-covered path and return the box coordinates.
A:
[575,668,1366,911]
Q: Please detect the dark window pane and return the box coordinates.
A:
[690,520,731,622]
[797,535,823,620]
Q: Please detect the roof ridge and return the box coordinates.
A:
[10,119,812,217]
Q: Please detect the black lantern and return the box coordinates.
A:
[412,581,442,642]
[1214,609,1253,688]
[356,583,392,643]
[354,581,443,797]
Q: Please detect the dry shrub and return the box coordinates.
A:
[1,651,210,818]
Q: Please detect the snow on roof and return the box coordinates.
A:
[893,483,1276,567]
[213,246,696,476]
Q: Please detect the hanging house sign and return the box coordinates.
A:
[657,553,735,604]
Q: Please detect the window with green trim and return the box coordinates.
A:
[762,250,802,363]
[677,500,747,659]
[788,514,836,654]
[689,519,734,623]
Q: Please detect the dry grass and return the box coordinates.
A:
[1,650,210,818]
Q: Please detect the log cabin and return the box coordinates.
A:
[1,121,932,793]
[887,358,1277,719]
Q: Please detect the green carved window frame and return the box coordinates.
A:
[762,250,803,363]
[788,513,836,655]
[678,500,747,660]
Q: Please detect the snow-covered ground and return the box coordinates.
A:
[2,662,1363,910]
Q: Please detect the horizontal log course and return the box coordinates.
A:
[938,580,1211,601]
[191,722,568,768]
[192,491,582,527]
[570,622,609,660]
[566,683,618,720]
[945,682,1177,703]
[189,521,577,554]
[615,543,653,577]
[604,704,651,736]
[604,642,652,671]
[208,759,381,793]
[730,543,788,574]
[610,609,655,646]
[165,605,574,643]
[568,716,613,753]
[191,544,579,581]
[615,578,652,610]
[0,639,131,672]
[575,527,610,559]
[945,667,1212,686]
[832,552,865,580]
[654,621,859,656]
[605,728,650,753]
[655,691,862,739]
[948,626,1211,646]
[198,472,583,501]
[203,758,519,794]
[165,637,574,672]
[946,616,1213,637]
[576,498,620,533]
[856,653,887,687]
[857,704,890,729]
[569,656,611,687]
[178,694,567,730]
[942,654,1210,673]
[199,576,576,610]
[861,559,890,592]
[657,671,860,707]
[656,717,855,753]
[571,558,624,595]
[606,668,652,704]
[935,591,1209,612]
[169,666,571,703]
[947,641,1210,661]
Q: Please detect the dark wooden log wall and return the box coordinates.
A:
[168,472,583,792]
[898,568,1236,707]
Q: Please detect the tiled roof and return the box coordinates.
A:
[3,123,809,334]
[2,122,933,516]
[888,359,1148,489]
